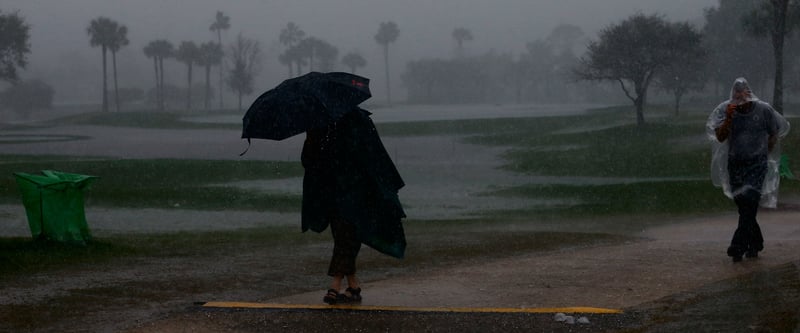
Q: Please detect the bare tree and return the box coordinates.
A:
[227,33,261,112]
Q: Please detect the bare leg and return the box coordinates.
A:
[330,274,344,291]
[343,274,362,302]
[345,274,359,290]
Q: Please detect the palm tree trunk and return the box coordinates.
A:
[112,51,120,112]
[218,31,224,110]
[152,57,159,111]
[101,46,108,112]
[383,44,391,106]
[187,63,193,111]
[158,57,165,111]
[205,65,211,110]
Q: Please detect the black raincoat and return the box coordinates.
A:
[301,107,406,258]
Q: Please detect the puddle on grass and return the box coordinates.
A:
[0,134,87,144]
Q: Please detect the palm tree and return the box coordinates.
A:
[175,41,200,111]
[143,42,160,110]
[143,40,174,111]
[108,23,129,112]
[341,52,366,73]
[87,17,118,112]
[197,41,223,110]
[451,27,473,57]
[279,22,305,77]
[209,11,230,109]
[374,21,399,105]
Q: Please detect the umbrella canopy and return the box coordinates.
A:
[242,71,371,141]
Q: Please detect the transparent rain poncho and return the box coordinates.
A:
[706,77,790,208]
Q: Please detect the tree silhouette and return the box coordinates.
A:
[282,45,307,75]
[295,37,338,72]
[451,27,473,57]
[0,10,31,84]
[175,41,200,111]
[87,17,124,112]
[375,21,399,105]
[295,37,317,72]
[655,22,707,115]
[546,23,584,58]
[108,23,129,112]
[702,0,770,97]
[143,39,173,111]
[742,0,800,114]
[209,11,230,109]
[279,22,305,77]
[197,41,223,110]
[341,52,367,73]
[227,33,261,112]
[575,13,702,125]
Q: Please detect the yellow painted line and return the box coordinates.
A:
[201,302,622,314]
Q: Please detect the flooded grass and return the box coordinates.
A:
[0,157,304,211]
[53,110,239,130]
[1,105,798,331]
[484,180,731,217]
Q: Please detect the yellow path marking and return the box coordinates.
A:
[202,302,622,314]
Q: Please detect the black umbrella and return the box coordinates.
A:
[241,71,371,141]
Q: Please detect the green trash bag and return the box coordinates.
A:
[780,154,796,180]
[13,170,98,243]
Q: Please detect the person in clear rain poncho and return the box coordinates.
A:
[706,77,790,262]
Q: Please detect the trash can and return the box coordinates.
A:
[13,170,98,243]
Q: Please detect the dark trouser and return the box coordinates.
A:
[328,217,361,277]
[727,157,766,257]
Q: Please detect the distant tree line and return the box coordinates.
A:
[3,0,800,119]
[401,0,800,127]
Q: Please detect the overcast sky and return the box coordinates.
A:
[5,0,718,104]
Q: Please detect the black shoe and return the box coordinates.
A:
[340,287,362,303]
[323,289,340,305]
[745,250,758,258]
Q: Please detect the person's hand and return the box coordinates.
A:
[726,103,736,118]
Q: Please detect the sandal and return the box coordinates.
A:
[340,287,362,303]
[323,289,340,305]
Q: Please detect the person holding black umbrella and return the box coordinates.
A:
[301,107,406,304]
[241,72,406,305]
